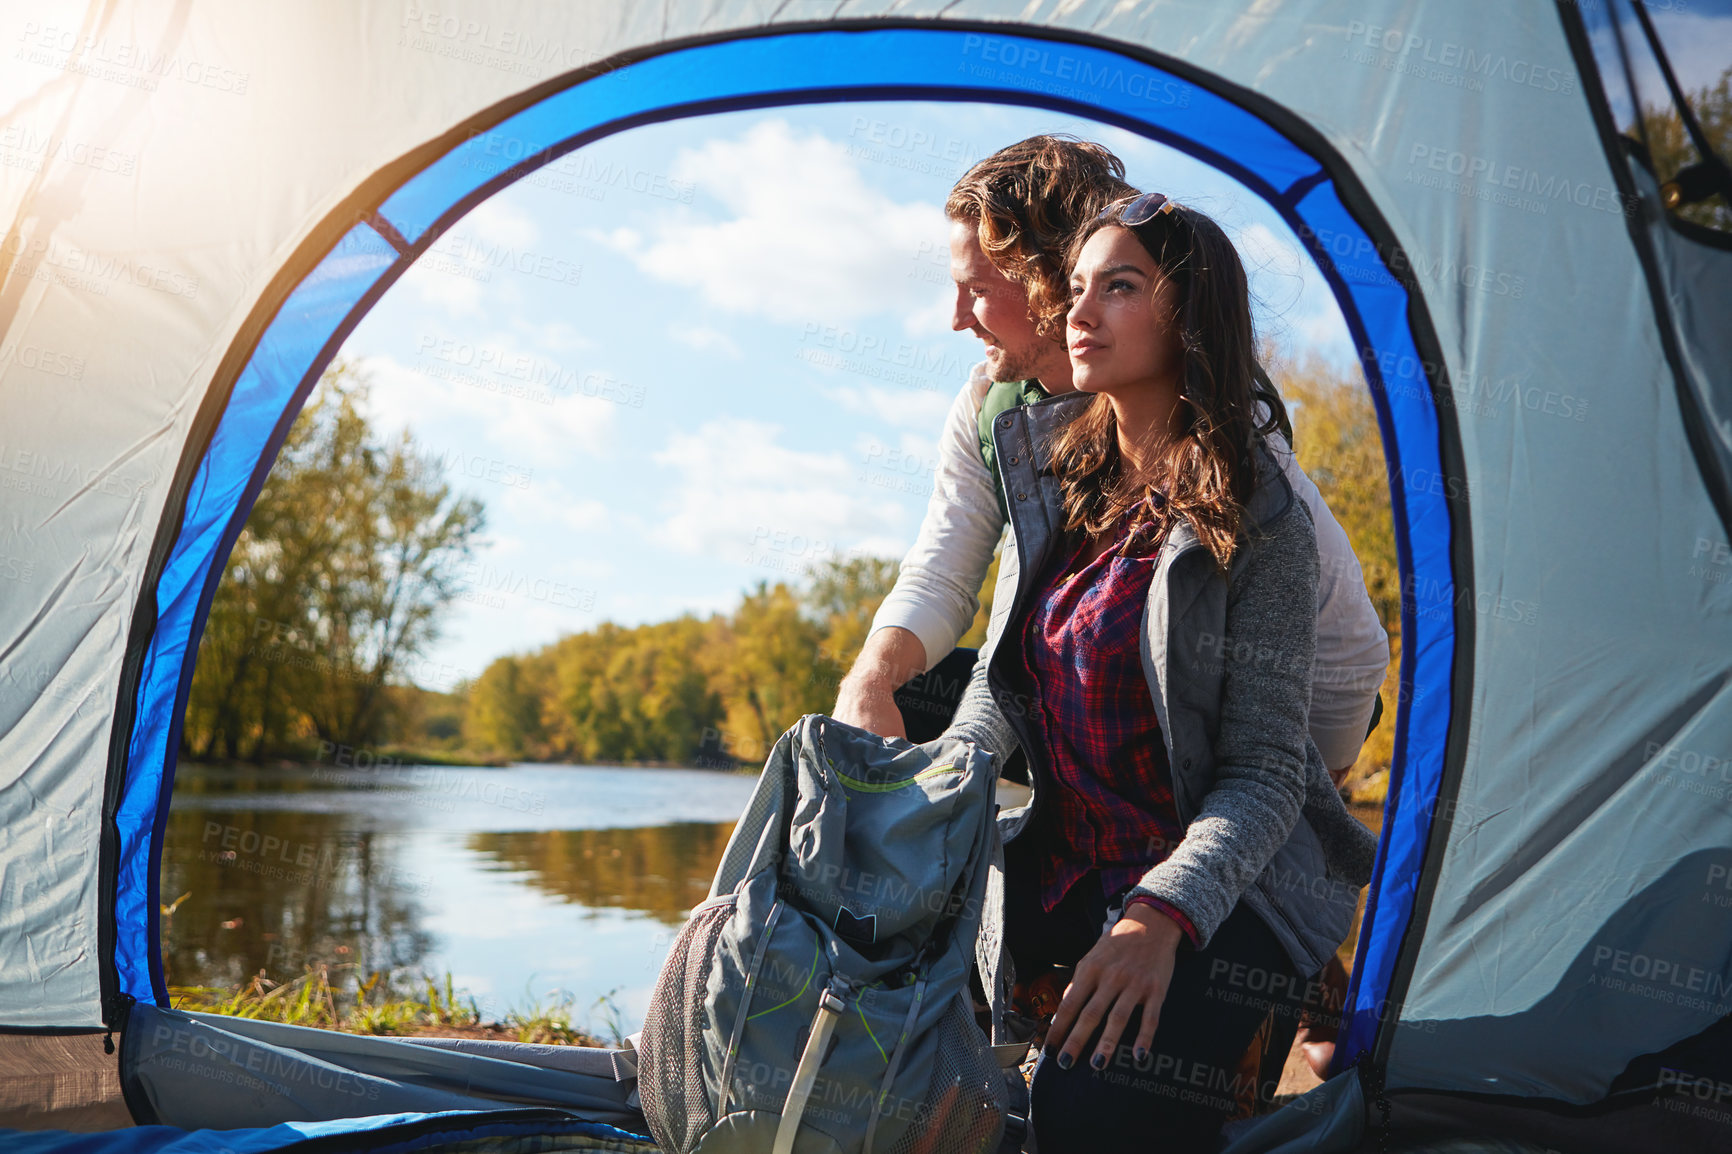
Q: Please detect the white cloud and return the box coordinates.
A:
[467,198,541,249]
[355,353,619,461]
[512,318,593,354]
[507,477,611,535]
[598,120,950,330]
[400,253,486,317]
[651,417,909,561]
[672,325,743,359]
[822,383,952,432]
[398,199,544,319]
[901,289,960,338]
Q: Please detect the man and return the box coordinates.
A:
[833,135,1389,781]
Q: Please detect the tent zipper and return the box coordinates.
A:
[1355,1049,1392,1152]
[102,991,135,1053]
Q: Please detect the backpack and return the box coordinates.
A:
[638,715,1012,1154]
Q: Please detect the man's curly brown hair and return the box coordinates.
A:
[945,135,1136,340]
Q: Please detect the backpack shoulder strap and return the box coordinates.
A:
[974,816,1014,1046]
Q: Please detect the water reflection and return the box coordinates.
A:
[161,767,1386,1022]
[469,825,734,924]
[161,763,756,1020]
[161,808,435,990]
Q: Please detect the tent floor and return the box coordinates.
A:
[0,1033,132,1132]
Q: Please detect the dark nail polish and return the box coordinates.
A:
[1056,1052,1073,1070]
[1090,1052,1106,1070]
[1135,1047,1149,1063]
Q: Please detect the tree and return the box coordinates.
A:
[801,555,900,700]
[297,421,486,746]
[183,360,486,760]
[1637,65,1732,232]
[1272,349,1401,796]
[1276,351,1401,634]
[957,548,1002,651]
[700,582,830,763]
[465,657,543,758]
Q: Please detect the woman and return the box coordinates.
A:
[950,193,1378,1150]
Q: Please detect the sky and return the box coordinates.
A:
[1586,0,1732,125]
[336,101,1361,688]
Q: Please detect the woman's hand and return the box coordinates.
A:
[1045,902,1183,1071]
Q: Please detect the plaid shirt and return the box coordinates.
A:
[1020,526,1198,943]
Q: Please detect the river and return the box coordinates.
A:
[164,761,1386,1038]
[163,762,759,1036]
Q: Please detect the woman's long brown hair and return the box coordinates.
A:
[1050,200,1291,571]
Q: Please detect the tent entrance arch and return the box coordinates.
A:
[108,21,1467,1091]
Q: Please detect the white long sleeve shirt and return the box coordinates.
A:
[871,363,1391,771]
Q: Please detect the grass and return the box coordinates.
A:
[168,965,609,1046]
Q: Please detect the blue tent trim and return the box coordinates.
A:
[106,22,1468,1075]
[0,1108,651,1154]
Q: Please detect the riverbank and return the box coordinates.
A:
[180,746,511,773]
[169,966,610,1048]
[176,748,761,774]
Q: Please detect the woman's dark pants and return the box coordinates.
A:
[1004,844,1303,1153]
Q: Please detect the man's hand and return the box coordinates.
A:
[832,627,927,739]
[1045,902,1183,1072]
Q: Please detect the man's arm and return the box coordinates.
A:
[1268,431,1391,776]
[834,364,1007,735]
[833,626,927,740]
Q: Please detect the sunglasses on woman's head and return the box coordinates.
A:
[1102,191,1178,226]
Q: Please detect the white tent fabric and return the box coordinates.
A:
[2,1,1728,1147]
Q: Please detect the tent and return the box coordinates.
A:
[3,1,1729,1150]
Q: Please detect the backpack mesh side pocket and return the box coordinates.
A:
[886,994,1007,1154]
[639,898,734,1154]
